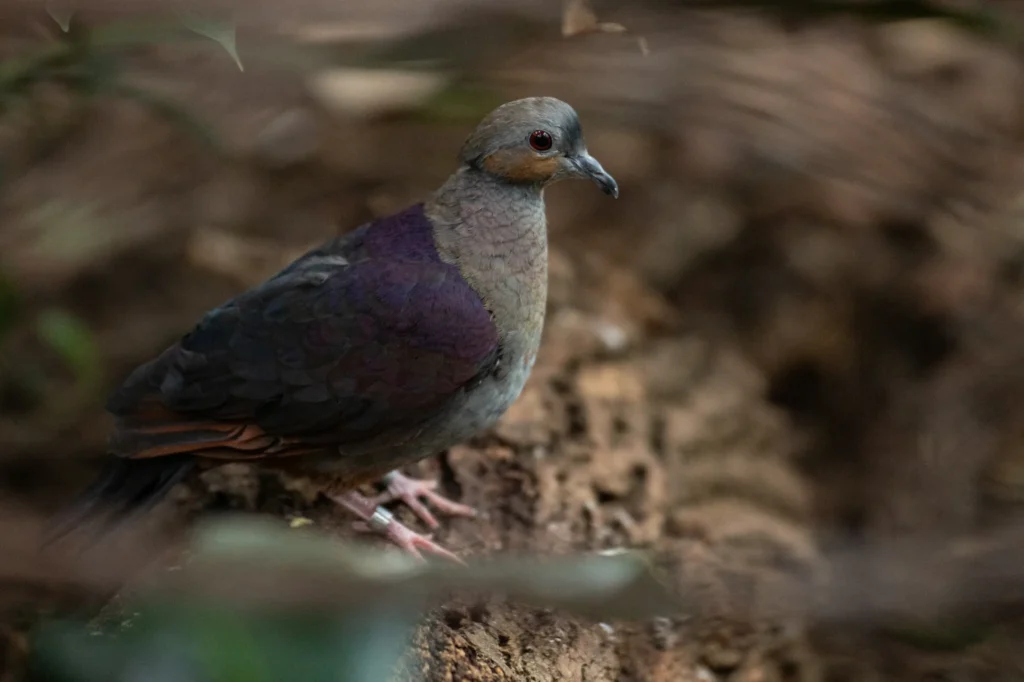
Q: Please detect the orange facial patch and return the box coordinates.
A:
[482,149,562,183]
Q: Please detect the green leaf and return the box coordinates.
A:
[178,11,244,71]
[35,308,98,385]
[46,0,75,32]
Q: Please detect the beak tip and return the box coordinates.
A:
[599,177,619,198]
[574,153,619,198]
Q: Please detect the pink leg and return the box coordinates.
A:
[369,470,477,530]
[331,490,464,563]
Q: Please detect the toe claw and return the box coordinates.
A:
[387,520,464,564]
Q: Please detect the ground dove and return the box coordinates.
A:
[49,97,618,560]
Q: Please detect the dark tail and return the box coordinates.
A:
[43,455,196,546]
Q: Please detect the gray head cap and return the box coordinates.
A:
[460,97,583,167]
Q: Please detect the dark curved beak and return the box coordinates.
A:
[573,152,619,198]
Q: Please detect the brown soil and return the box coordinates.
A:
[4,3,1024,681]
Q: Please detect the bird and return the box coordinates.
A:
[47,96,619,560]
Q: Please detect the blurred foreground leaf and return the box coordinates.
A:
[29,517,679,682]
[168,517,677,621]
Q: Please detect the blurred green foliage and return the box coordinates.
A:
[0,10,237,152]
[0,8,247,408]
[27,517,678,682]
[31,602,417,682]
[0,279,100,412]
[35,308,100,390]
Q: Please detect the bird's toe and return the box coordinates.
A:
[374,470,476,528]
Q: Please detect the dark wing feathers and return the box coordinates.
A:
[108,258,499,457]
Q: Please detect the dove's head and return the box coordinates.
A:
[459,96,618,198]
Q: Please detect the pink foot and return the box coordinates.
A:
[332,490,464,563]
[370,470,477,530]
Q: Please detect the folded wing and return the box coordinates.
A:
[106,259,500,460]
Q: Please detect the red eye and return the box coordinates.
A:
[529,130,552,151]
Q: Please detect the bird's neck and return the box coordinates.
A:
[426,166,548,337]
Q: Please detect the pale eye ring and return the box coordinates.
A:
[529,130,553,151]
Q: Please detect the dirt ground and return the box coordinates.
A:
[4,2,1024,681]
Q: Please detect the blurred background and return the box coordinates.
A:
[4,0,1024,680]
